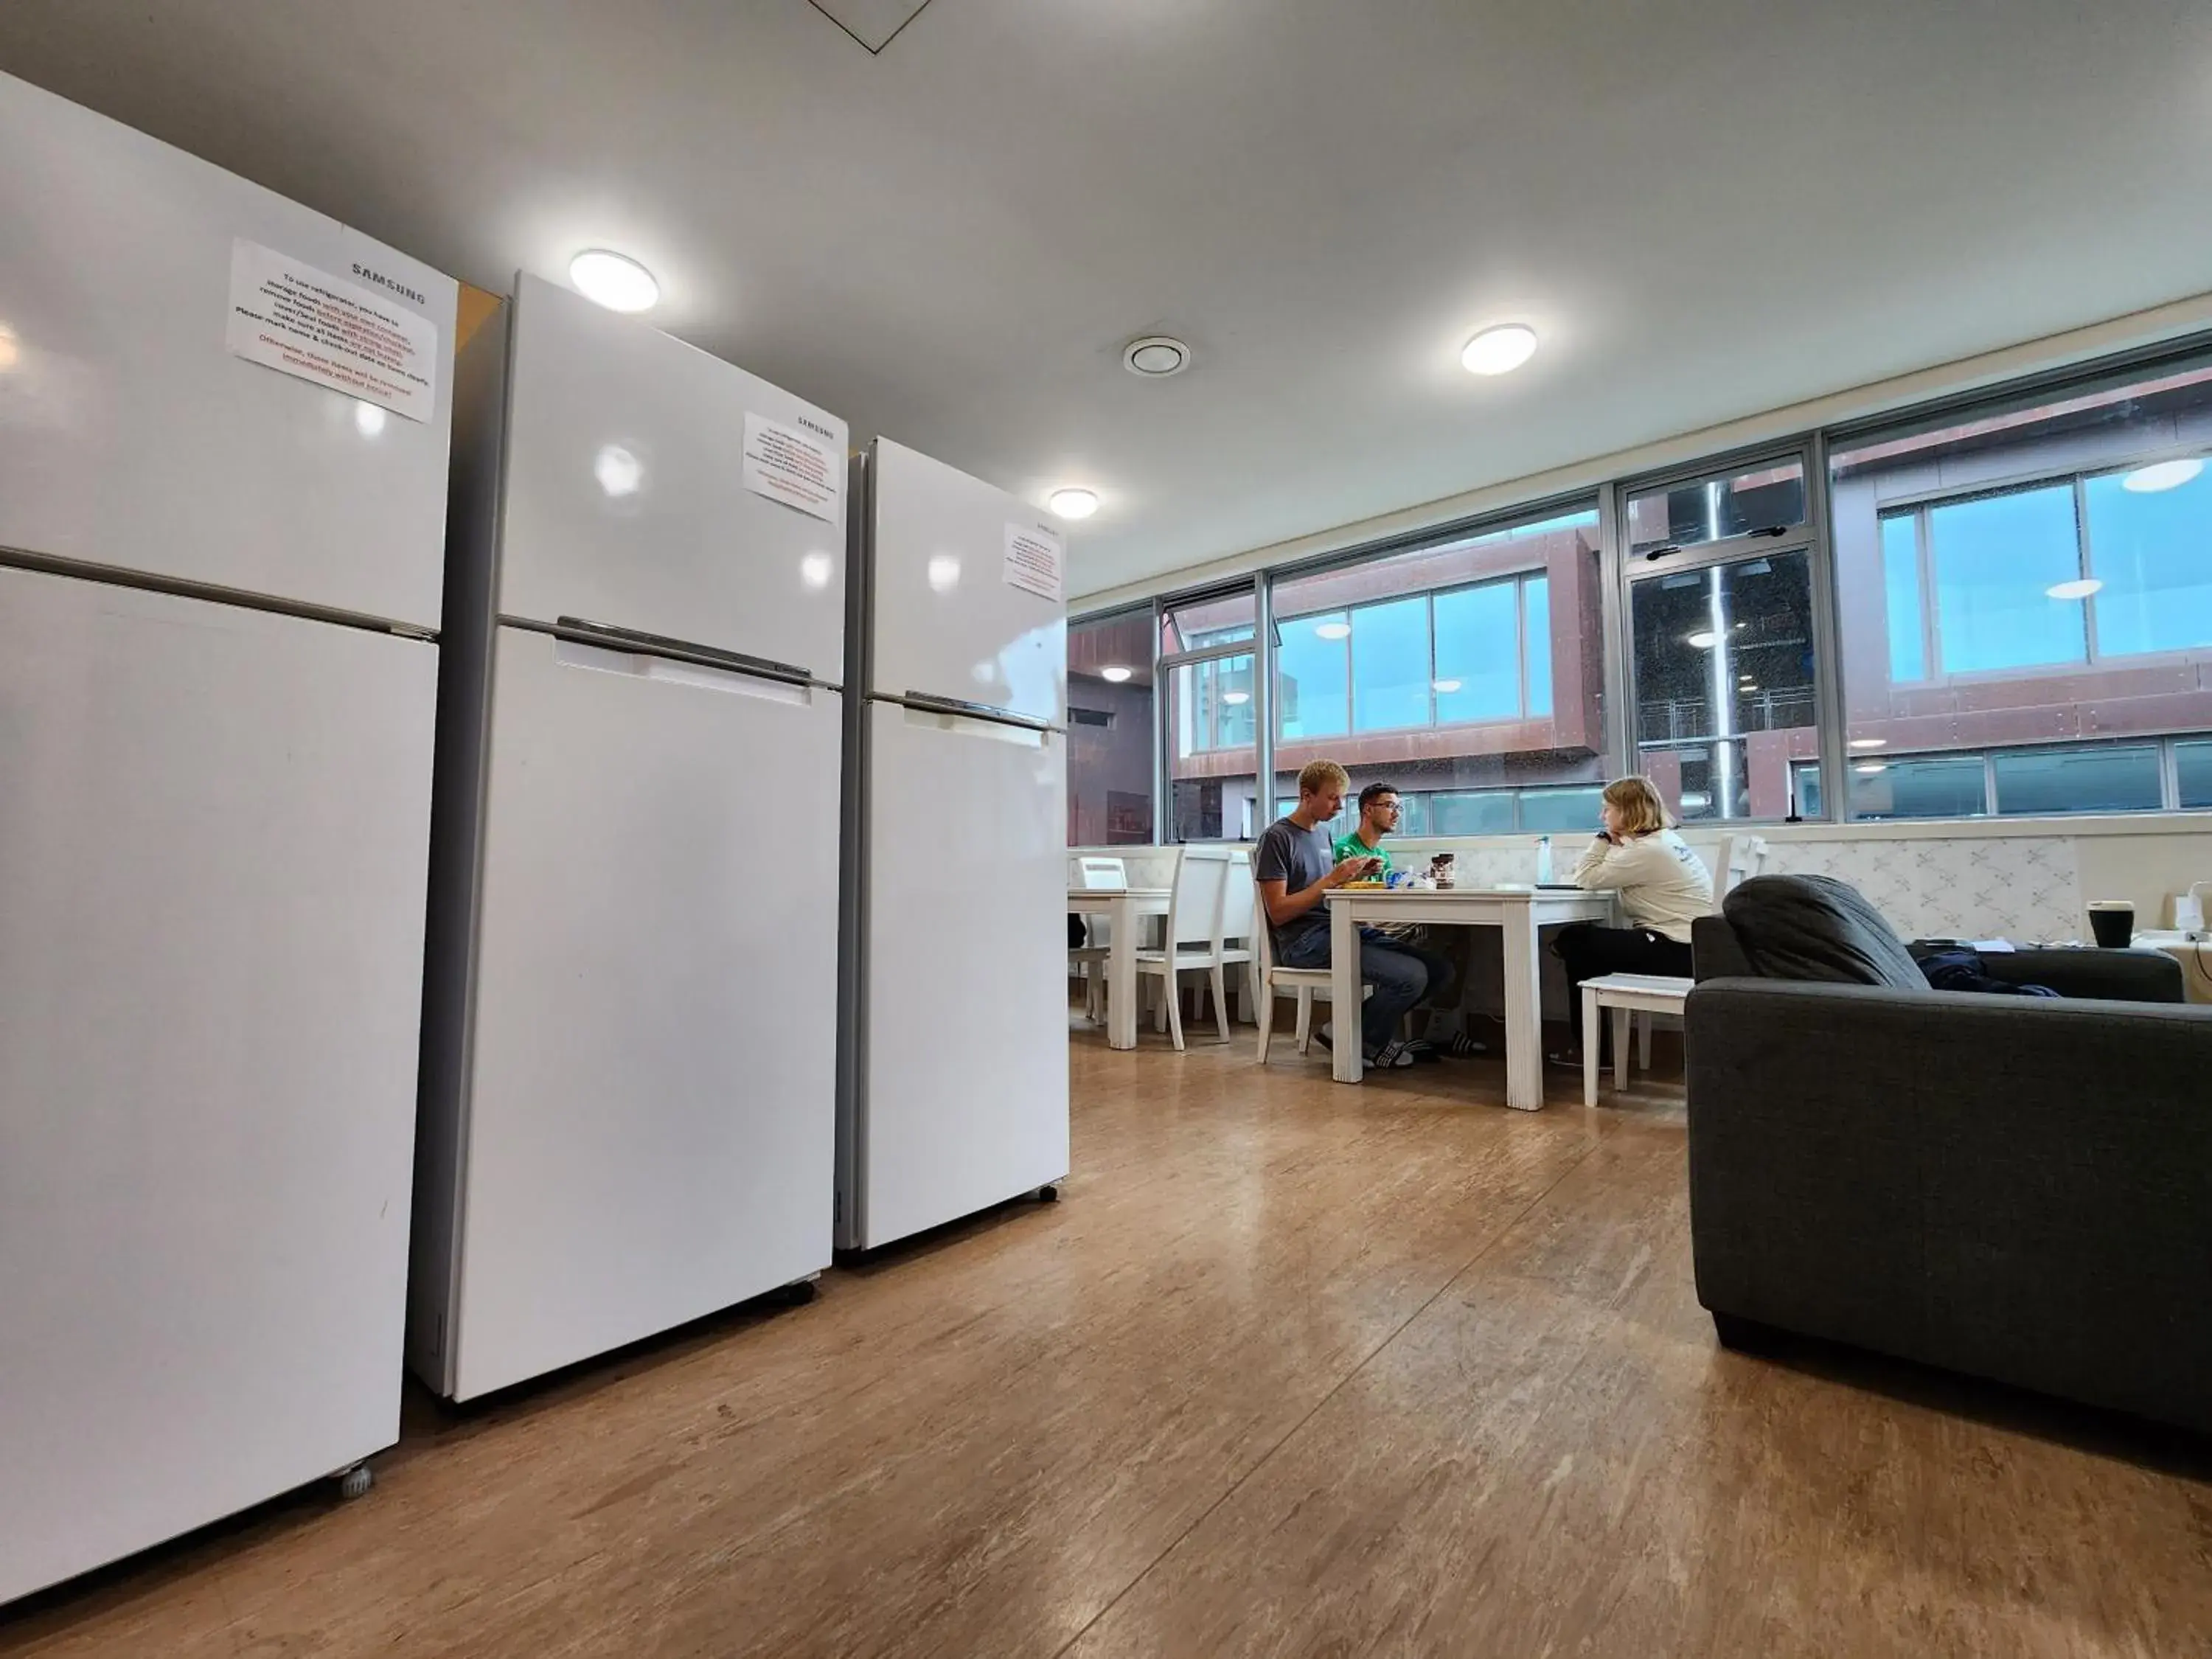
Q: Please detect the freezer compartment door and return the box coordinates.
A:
[855,701,1068,1249]
[865,439,1065,726]
[0,74,454,630]
[0,566,436,1604]
[496,274,846,680]
[451,627,839,1399]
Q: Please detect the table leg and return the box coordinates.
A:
[1107,899,1138,1051]
[1331,899,1361,1084]
[1612,1007,1630,1091]
[1501,905,1543,1110]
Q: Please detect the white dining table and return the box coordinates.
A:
[1325,886,1616,1110]
[1067,887,1174,1050]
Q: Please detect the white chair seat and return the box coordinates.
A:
[1581,973,1694,1106]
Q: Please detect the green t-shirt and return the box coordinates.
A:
[1331,832,1393,879]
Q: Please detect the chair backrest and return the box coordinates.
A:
[1219,851,1255,944]
[1711,835,1768,899]
[1077,856,1128,891]
[1169,846,1232,949]
[1251,875,1279,978]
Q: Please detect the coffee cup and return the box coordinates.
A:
[2087,900,2135,949]
[1429,853,1456,890]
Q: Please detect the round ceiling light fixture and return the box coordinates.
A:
[1461,323,1538,376]
[1855,762,1890,776]
[1048,487,1099,520]
[1100,664,1134,684]
[1849,737,1888,750]
[1314,620,1352,641]
[1222,689,1251,706]
[569,249,660,313]
[2045,578,2104,601]
[2121,457,2204,494]
[1123,335,1191,378]
[1432,678,1464,694]
[1686,630,1719,649]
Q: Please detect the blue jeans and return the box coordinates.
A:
[1278,924,1433,1054]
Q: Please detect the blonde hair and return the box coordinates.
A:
[1296,759,1350,797]
[1603,775,1670,837]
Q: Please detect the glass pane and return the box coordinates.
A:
[1161,588,1256,656]
[1631,550,1819,818]
[2179,740,2212,809]
[1430,791,1517,835]
[1432,581,1519,723]
[1993,745,2162,815]
[1928,485,2086,673]
[1067,608,1155,845]
[1880,512,1925,682]
[1170,775,1261,841]
[1519,786,1604,834]
[1523,575,1553,717]
[1792,761,1823,819]
[1349,596,1430,731]
[2083,458,2212,656]
[1847,756,1988,820]
[1275,610,1349,740]
[1167,653,1256,842]
[1627,458,1806,555]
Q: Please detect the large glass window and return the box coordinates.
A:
[1160,585,1261,842]
[1268,501,1603,818]
[1627,459,1806,557]
[1830,355,2212,818]
[1066,608,1155,844]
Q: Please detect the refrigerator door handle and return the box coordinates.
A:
[896,690,1060,734]
[532,616,819,689]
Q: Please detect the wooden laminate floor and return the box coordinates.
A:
[6,1019,2208,1658]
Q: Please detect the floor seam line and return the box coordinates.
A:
[1043,1121,1614,1658]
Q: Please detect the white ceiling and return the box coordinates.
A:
[4,1,2210,597]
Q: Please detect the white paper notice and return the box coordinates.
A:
[743,413,842,522]
[223,240,439,422]
[1003,521,1065,602]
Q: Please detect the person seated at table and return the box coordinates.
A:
[1331,782,1482,1058]
[1549,775,1715,1070]
[1256,761,1443,1070]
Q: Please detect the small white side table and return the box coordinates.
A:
[1580,973,1694,1107]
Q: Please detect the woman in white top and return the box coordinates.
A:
[1550,775,1717,1069]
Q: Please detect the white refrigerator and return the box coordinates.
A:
[411,274,848,1402]
[838,439,1070,1251]
[0,74,454,1601]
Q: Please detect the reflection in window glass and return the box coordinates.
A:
[1520,786,1604,833]
[1171,775,1260,841]
[1433,582,1519,723]
[1627,459,1806,554]
[1792,761,1823,819]
[1524,576,1553,717]
[1276,611,1349,740]
[1430,791,1517,835]
[1350,597,1430,731]
[1993,745,2161,815]
[1161,590,1256,655]
[1848,756,1989,820]
[1067,608,1156,845]
[2179,740,2212,810]
[1928,486,2086,673]
[1881,512,1925,682]
[2083,460,2212,657]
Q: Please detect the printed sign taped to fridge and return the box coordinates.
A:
[1003,521,1064,602]
[743,413,842,523]
[224,240,439,422]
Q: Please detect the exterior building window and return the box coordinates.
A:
[1066,608,1155,845]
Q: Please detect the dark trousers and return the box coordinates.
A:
[1554,922,1693,1055]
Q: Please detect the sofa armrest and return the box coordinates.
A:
[1684,978,2212,1433]
[1976,947,2184,1004]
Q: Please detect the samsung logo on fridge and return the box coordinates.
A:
[795,415,838,443]
[352,263,428,307]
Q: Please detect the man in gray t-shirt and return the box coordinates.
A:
[1253,761,1433,1068]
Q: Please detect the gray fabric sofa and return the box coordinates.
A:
[1685,880,2212,1435]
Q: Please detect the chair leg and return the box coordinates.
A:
[1295,989,1314,1054]
[1155,977,1169,1034]
[1166,970,1186,1051]
[1582,986,1600,1109]
[1210,966,1230,1043]
[1611,1006,1630,1091]
[1636,1010,1652,1072]
[1256,979,1275,1063]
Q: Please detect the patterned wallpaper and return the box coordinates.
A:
[1750,836,2082,945]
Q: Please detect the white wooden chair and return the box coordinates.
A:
[1135,846,1234,1049]
[1069,856,1127,1023]
[1711,834,1768,899]
[1251,878,1366,1063]
[1217,850,1256,1025]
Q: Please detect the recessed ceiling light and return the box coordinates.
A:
[1461,323,1538,376]
[1850,737,1888,750]
[1431,678,1463,694]
[2045,578,2104,601]
[1123,335,1191,378]
[569,249,659,313]
[1100,665,1133,684]
[1686,630,1719,649]
[1314,621,1352,641]
[2121,457,2204,493]
[1048,487,1099,520]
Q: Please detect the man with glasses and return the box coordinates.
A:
[1331,782,1484,1060]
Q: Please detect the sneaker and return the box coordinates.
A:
[1366,1038,1417,1069]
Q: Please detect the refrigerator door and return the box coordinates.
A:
[0,72,453,630]
[0,566,435,1604]
[496,275,846,678]
[865,439,1065,726]
[852,700,1068,1250]
[446,625,839,1400]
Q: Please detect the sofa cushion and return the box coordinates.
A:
[1721,874,1927,990]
